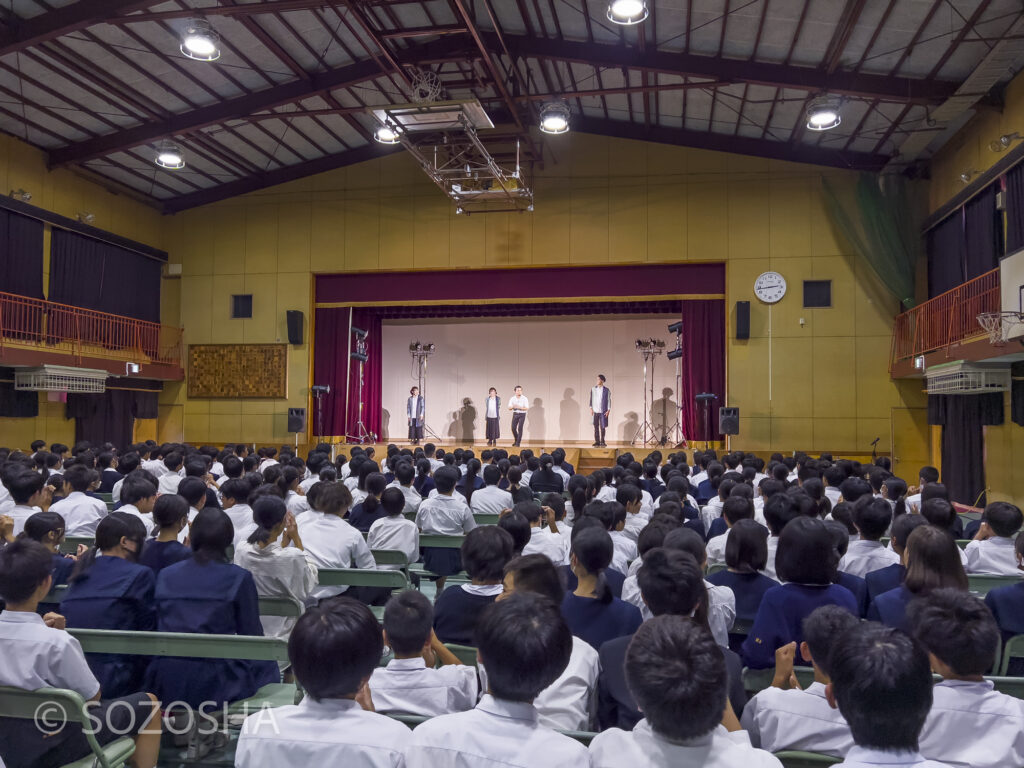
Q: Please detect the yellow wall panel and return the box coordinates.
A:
[244,205,279,275]
[812,418,858,453]
[343,197,381,271]
[727,180,770,260]
[771,417,813,451]
[570,184,610,264]
[379,196,417,270]
[687,182,728,261]
[811,336,856,418]
[768,337,813,418]
[413,195,451,268]
[769,179,812,260]
[646,183,686,260]
[609,186,648,263]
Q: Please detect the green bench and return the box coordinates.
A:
[59,536,95,555]
[706,563,727,576]
[0,686,136,768]
[419,534,465,549]
[775,751,841,767]
[66,629,297,715]
[968,574,1024,596]
[317,568,409,591]
[256,595,305,618]
[371,549,410,567]
[473,513,500,526]
[998,634,1024,676]
[741,666,816,694]
[989,675,1024,699]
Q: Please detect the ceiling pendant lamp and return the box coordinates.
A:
[180,18,221,62]
[539,102,570,134]
[806,95,842,131]
[155,141,185,169]
[607,0,649,25]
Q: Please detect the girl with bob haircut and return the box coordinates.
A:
[741,516,858,669]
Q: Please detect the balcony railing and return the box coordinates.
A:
[890,268,1000,372]
[0,291,182,368]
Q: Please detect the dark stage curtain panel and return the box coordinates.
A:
[680,299,726,443]
[0,367,38,418]
[1006,165,1024,255]
[926,213,964,299]
[0,209,44,298]
[927,393,1004,506]
[313,308,383,439]
[49,229,161,322]
[65,388,157,450]
[963,186,1000,281]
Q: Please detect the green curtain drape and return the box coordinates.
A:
[822,172,922,309]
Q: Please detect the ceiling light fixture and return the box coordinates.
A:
[77,212,95,225]
[8,188,31,202]
[959,169,978,184]
[374,122,401,145]
[607,0,649,25]
[180,18,221,61]
[155,141,185,169]
[806,96,842,131]
[539,102,570,134]
[989,132,1021,152]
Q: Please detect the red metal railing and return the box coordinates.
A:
[890,268,1000,372]
[0,291,182,367]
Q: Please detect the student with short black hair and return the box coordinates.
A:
[369,589,477,716]
[905,465,940,513]
[116,474,158,536]
[520,500,569,564]
[908,589,1024,767]
[60,512,156,698]
[561,526,642,650]
[416,465,477,592]
[865,512,928,602]
[868,525,967,635]
[706,518,777,642]
[742,517,857,669]
[2,469,51,537]
[590,615,780,768]
[826,623,944,768]
[348,471,389,533]
[368,486,420,570]
[706,496,755,567]
[433,525,514,645]
[235,597,411,766]
[406,592,589,768]
[469,463,512,516]
[984,532,1024,675]
[965,501,1024,575]
[762,493,799,581]
[838,497,899,578]
[49,464,106,536]
[0,539,162,768]
[139,494,192,577]
[296,482,376,602]
[742,605,856,756]
[20,510,76,591]
[145,508,279,712]
[175,475,208,543]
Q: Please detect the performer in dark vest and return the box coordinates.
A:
[485,387,501,446]
[590,374,611,447]
[407,386,425,445]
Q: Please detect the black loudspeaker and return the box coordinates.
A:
[735,301,750,340]
[287,407,306,433]
[286,310,304,345]
[719,407,740,435]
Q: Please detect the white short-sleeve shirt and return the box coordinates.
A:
[740,682,853,757]
[0,611,100,699]
[589,721,782,768]
[50,492,107,537]
[369,658,478,717]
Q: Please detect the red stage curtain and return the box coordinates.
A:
[347,309,382,440]
[680,300,726,443]
[313,308,383,439]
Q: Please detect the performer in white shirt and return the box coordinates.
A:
[589,616,782,768]
[590,374,611,448]
[485,387,501,446]
[741,606,856,756]
[508,385,528,448]
[235,599,412,768]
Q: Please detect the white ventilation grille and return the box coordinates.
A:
[14,365,108,393]
[925,361,1011,395]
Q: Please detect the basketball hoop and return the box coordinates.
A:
[977,311,1024,346]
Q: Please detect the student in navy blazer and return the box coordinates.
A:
[742,517,858,669]
[867,525,967,635]
[985,534,1024,674]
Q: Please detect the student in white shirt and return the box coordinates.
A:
[607,502,638,563]
[416,466,477,593]
[499,554,599,731]
[706,497,755,566]
[0,539,162,768]
[368,487,420,569]
[615,484,647,542]
[471,464,513,516]
[838,498,900,579]
[233,495,317,644]
[297,482,377,601]
[280,466,310,519]
[520,501,569,565]
[909,589,1024,768]
[826,621,950,768]
[742,605,856,756]
[156,452,185,495]
[49,465,107,537]
[589,615,781,768]
[370,590,477,716]
[964,502,1024,576]
[388,461,423,515]
[405,592,590,768]
[905,466,940,514]
[1,469,51,537]
[115,474,158,536]
[220,477,257,547]
[236,597,411,768]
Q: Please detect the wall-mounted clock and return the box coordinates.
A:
[754,271,787,304]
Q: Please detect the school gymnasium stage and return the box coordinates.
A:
[310,263,726,452]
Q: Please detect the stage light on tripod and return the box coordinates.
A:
[667,348,683,361]
[350,351,368,362]
[352,326,368,339]
[667,321,682,334]
[311,384,331,395]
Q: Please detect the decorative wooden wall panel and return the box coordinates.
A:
[187,344,287,399]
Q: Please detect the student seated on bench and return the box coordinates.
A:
[370,589,477,716]
[405,592,590,768]
[235,597,413,767]
[965,502,1024,576]
[145,508,279,708]
[984,532,1024,675]
[0,539,161,768]
[589,615,781,768]
[910,589,1024,768]
[741,605,856,756]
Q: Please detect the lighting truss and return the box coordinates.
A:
[370,99,534,215]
